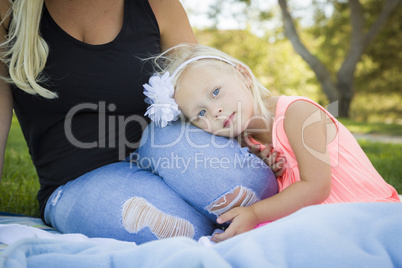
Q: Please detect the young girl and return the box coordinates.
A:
[143,44,400,242]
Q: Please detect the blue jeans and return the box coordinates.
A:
[45,121,277,244]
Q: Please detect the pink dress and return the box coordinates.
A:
[272,96,400,203]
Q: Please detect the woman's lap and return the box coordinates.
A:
[44,162,215,244]
[45,121,277,244]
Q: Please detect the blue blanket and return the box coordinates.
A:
[1,202,402,268]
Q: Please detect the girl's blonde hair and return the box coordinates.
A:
[0,0,56,98]
[152,43,274,123]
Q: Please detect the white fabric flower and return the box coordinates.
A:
[143,72,181,128]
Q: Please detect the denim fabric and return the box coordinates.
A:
[45,121,278,244]
[44,162,215,244]
[134,121,278,222]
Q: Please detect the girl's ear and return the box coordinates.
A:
[235,64,253,87]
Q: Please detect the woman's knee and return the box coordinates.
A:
[134,121,278,220]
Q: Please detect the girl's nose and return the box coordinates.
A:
[213,106,223,118]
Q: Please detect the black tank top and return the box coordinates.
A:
[11,0,160,219]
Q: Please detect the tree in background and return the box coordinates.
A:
[278,0,400,117]
[353,1,402,122]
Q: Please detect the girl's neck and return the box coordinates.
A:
[244,96,279,145]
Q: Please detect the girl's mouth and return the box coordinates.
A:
[223,112,235,128]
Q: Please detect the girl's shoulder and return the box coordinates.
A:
[280,96,335,123]
[274,96,321,119]
[286,97,320,114]
[281,96,337,146]
[283,98,322,129]
[277,95,315,110]
[276,96,324,135]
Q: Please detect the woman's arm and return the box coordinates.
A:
[0,8,13,182]
[213,100,333,242]
[0,0,10,29]
[0,76,12,183]
[148,0,197,50]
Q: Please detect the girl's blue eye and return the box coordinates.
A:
[198,110,206,118]
[212,88,220,97]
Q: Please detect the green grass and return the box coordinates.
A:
[358,140,402,194]
[339,118,402,136]
[1,116,40,217]
[1,116,401,217]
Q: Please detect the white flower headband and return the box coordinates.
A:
[143,55,235,127]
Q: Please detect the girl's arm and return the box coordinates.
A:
[212,100,333,242]
[148,0,197,50]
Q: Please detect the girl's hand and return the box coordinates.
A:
[248,142,286,178]
[211,206,259,243]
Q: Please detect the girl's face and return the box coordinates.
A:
[174,64,255,137]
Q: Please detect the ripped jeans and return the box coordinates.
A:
[44,121,278,244]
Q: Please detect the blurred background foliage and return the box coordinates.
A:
[181,0,402,124]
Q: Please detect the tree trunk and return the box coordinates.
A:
[335,0,365,118]
[337,83,353,118]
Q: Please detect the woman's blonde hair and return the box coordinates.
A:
[0,0,56,98]
[151,43,274,123]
